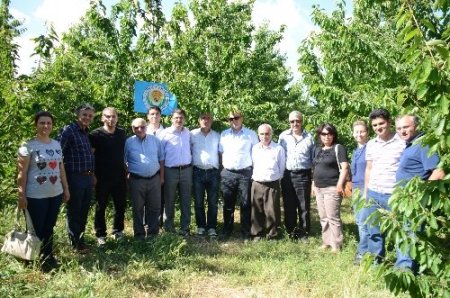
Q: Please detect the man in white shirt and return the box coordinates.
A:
[251,124,286,240]
[219,109,258,240]
[190,112,220,237]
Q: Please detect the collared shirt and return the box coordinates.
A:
[278,129,315,171]
[160,126,192,167]
[396,132,440,183]
[252,141,286,182]
[147,124,164,139]
[59,122,95,173]
[124,134,163,177]
[190,128,220,169]
[366,133,405,194]
[351,144,367,189]
[219,126,258,170]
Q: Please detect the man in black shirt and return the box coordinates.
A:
[90,107,127,246]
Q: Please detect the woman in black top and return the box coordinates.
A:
[312,123,349,252]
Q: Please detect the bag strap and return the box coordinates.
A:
[335,144,342,173]
[24,209,37,235]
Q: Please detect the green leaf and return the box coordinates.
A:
[440,95,449,115]
[404,28,420,42]
[416,83,429,99]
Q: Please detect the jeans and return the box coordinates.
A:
[221,167,252,237]
[281,169,312,237]
[365,189,414,269]
[353,186,369,256]
[94,174,126,237]
[193,167,219,230]
[66,173,94,248]
[27,194,63,259]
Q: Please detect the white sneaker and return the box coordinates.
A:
[113,232,124,241]
[207,228,217,237]
[97,237,106,246]
[196,227,205,236]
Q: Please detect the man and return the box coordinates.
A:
[394,114,445,269]
[251,124,286,240]
[89,107,127,246]
[219,109,258,240]
[160,108,192,236]
[279,111,315,240]
[147,106,165,226]
[59,103,96,253]
[363,108,405,263]
[190,112,220,237]
[124,118,164,240]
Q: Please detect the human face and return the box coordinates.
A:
[258,126,272,146]
[228,113,243,131]
[147,108,161,125]
[371,117,390,139]
[320,129,334,147]
[77,109,94,129]
[36,116,53,137]
[171,112,185,129]
[102,109,118,128]
[289,117,302,133]
[132,121,147,139]
[353,125,368,145]
[396,116,417,141]
[199,114,213,131]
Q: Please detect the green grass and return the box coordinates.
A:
[0,199,405,297]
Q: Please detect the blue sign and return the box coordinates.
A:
[133,80,177,115]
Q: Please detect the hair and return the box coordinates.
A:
[172,108,186,117]
[34,111,54,125]
[288,111,303,122]
[396,114,420,127]
[131,117,146,128]
[102,107,117,115]
[198,112,212,119]
[316,123,338,146]
[352,119,368,131]
[148,106,162,114]
[368,108,390,122]
[229,109,243,117]
[75,103,95,115]
[258,123,273,134]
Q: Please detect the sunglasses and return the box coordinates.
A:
[320,132,332,136]
[133,126,146,130]
[228,116,241,121]
[289,119,301,124]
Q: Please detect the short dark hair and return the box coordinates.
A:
[172,108,186,117]
[369,108,390,122]
[148,106,161,114]
[316,122,338,146]
[75,103,95,115]
[34,111,54,125]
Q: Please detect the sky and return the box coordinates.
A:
[9,0,350,79]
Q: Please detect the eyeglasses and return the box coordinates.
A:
[133,126,146,130]
[320,132,332,136]
[228,116,241,121]
[259,132,271,136]
[200,116,211,120]
[289,119,301,124]
[103,115,116,118]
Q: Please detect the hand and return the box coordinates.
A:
[63,189,70,203]
[18,196,27,209]
[336,183,344,195]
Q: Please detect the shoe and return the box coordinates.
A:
[331,247,341,254]
[320,244,330,250]
[76,243,91,254]
[354,254,363,265]
[218,233,230,242]
[113,232,124,241]
[41,255,58,272]
[179,230,190,237]
[196,227,205,236]
[207,228,217,237]
[97,237,106,246]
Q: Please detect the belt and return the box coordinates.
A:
[226,166,252,173]
[79,170,94,176]
[167,164,192,170]
[193,166,218,171]
[289,169,311,174]
[129,171,159,180]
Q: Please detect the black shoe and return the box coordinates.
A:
[76,243,91,254]
[218,233,230,242]
[41,255,59,272]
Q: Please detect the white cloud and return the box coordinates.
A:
[252,0,315,80]
[34,0,90,34]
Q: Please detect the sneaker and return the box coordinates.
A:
[354,254,363,266]
[97,237,106,246]
[197,227,206,236]
[207,228,217,237]
[113,232,124,241]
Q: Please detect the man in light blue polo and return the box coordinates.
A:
[219,109,258,240]
[161,108,192,236]
[124,118,164,240]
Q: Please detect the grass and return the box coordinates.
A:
[0,198,405,297]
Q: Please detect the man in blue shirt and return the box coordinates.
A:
[125,118,164,240]
[59,103,95,253]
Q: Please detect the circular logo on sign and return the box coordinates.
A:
[143,84,170,111]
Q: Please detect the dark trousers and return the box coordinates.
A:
[94,174,127,237]
[66,173,93,248]
[193,167,219,230]
[251,180,281,238]
[221,167,252,237]
[27,194,63,259]
[281,169,312,238]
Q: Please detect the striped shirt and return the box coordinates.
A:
[366,133,405,194]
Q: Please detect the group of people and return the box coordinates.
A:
[16,104,444,273]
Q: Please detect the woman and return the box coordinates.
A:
[17,111,70,271]
[313,123,349,252]
[351,120,369,264]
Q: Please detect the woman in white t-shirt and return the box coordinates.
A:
[17,111,70,271]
